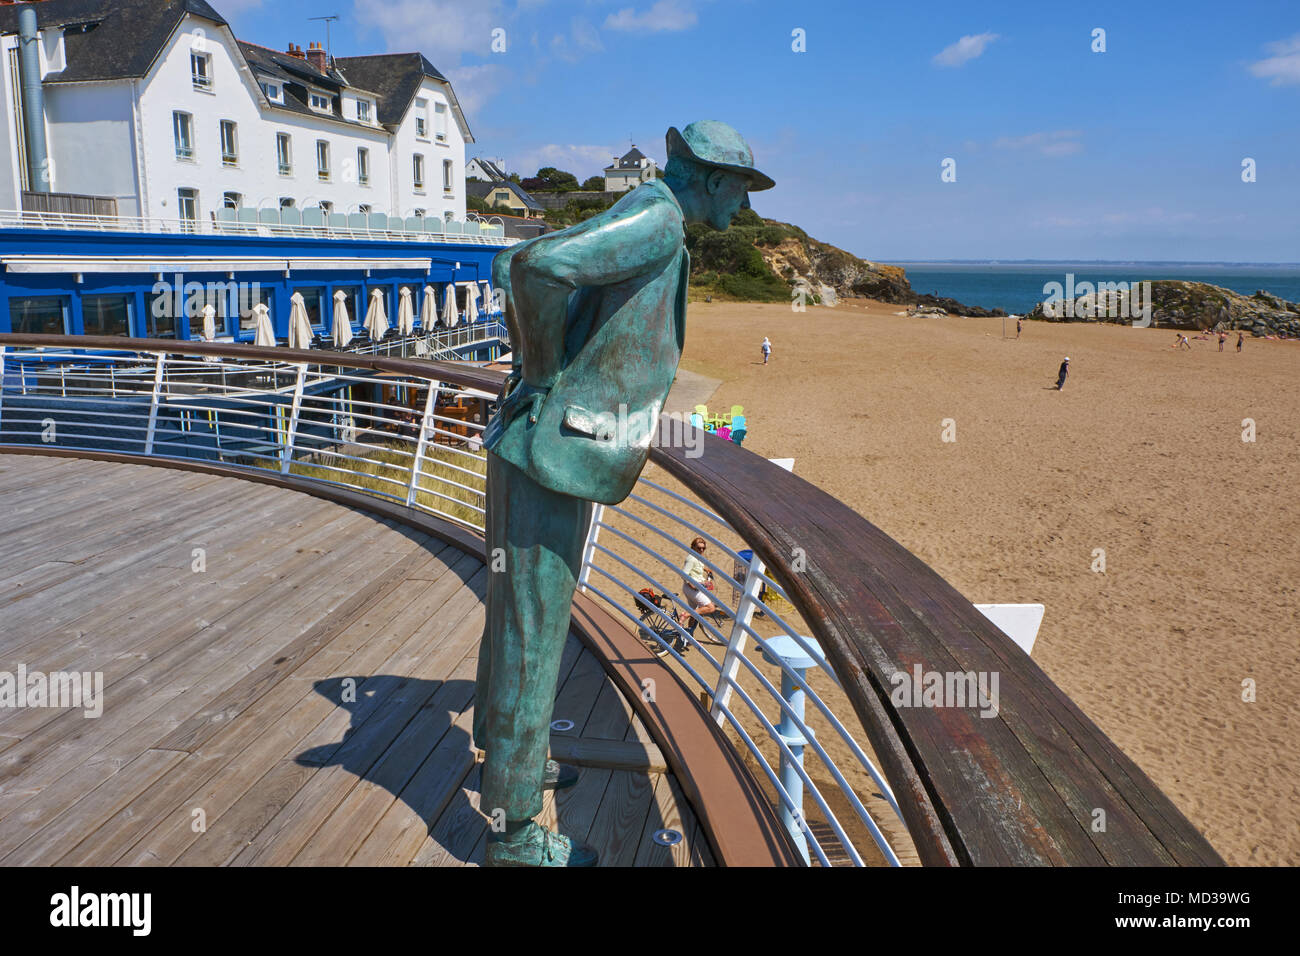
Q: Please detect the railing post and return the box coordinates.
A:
[279,362,307,474]
[709,548,766,725]
[142,353,166,456]
[405,379,440,506]
[0,346,6,432]
[577,504,605,594]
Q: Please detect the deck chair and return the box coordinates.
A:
[730,404,744,421]
[731,425,747,446]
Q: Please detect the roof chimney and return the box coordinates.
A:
[287,43,306,60]
[306,41,327,73]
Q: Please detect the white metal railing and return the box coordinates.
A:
[575,474,907,867]
[0,208,518,247]
[0,339,908,867]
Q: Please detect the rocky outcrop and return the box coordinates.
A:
[1022,280,1300,337]
[755,229,1003,315]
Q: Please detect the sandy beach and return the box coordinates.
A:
[663,298,1299,866]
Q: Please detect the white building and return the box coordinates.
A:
[603,146,655,193]
[0,0,473,223]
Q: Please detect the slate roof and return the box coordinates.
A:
[0,0,472,141]
[0,0,227,83]
[334,52,472,141]
[605,146,650,171]
[467,180,543,212]
[468,157,507,181]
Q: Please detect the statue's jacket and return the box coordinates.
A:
[483,180,689,505]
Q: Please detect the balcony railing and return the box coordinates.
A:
[0,208,515,246]
[0,335,1225,869]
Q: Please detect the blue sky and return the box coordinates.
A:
[219,0,1300,263]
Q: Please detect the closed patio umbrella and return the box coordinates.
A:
[288,292,313,349]
[420,284,438,330]
[364,288,389,338]
[442,283,459,328]
[332,290,353,347]
[465,283,480,324]
[200,303,216,341]
[252,303,275,347]
[397,286,415,335]
[480,280,494,315]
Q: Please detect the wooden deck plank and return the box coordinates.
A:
[633,774,694,867]
[584,768,656,867]
[106,560,487,867]
[0,506,405,781]
[168,569,487,866]
[288,655,479,867]
[0,498,359,702]
[342,699,479,867]
[409,762,486,867]
[0,518,421,848]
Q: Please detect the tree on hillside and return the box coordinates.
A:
[526,167,581,192]
[581,176,604,190]
[508,172,521,184]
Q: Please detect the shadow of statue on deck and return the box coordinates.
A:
[295,674,484,864]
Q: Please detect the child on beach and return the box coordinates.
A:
[1016,317,1022,339]
[1055,357,1069,390]
[1219,333,1226,352]
[1237,332,1244,352]
[760,337,772,364]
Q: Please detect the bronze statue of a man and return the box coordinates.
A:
[474,121,773,866]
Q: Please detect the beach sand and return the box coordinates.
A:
[663,298,1298,866]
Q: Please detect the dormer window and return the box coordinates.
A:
[191,52,211,91]
[356,99,371,123]
[261,82,281,103]
[309,93,331,113]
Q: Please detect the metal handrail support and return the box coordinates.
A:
[279,363,308,474]
[142,353,166,455]
[710,547,767,725]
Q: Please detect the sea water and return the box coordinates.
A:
[895,262,1300,315]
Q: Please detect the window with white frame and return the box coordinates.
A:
[173,111,194,160]
[316,140,330,181]
[220,120,238,167]
[442,159,453,192]
[434,102,448,142]
[279,197,296,208]
[276,133,292,175]
[261,81,281,102]
[177,187,198,221]
[191,52,211,91]
[356,99,371,123]
[357,147,370,186]
[223,191,242,210]
[413,154,425,192]
[309,92,331,112]
[415,98,428,139]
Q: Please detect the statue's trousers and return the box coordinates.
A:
[474,449,593,822]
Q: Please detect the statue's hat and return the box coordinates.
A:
[666,120,774,192]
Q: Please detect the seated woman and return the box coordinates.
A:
[678,536,718,653]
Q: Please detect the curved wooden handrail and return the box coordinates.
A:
[0,334,1225,865]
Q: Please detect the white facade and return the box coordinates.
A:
[1,11,470,223]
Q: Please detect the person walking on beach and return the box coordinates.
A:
[1016,317,1022,339]
[760,336,772,364]
[1237,332,1244,352]
[1055,356,1070,390]
[1218,332,1226,352]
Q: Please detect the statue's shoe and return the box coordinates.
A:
[544,759,579,790]
[485,823,598,867]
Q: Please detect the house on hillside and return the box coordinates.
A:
[465,156,507,182]
[0,0,473,222]
[467,179,543,218]
[603,146,655,192]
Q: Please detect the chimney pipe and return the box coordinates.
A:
[18,6,49,193]
[306,41,327,73]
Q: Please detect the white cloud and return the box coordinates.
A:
[1248,35,1300,86]
[446,63,509,117]
[512,144,626,180]
[550,17,605,63]
[353,0,505,66]
[604,0,698,33]
[993,130,1083,157]
[932,32,999,67]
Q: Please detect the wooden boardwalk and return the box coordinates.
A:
[0,453,712,867]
